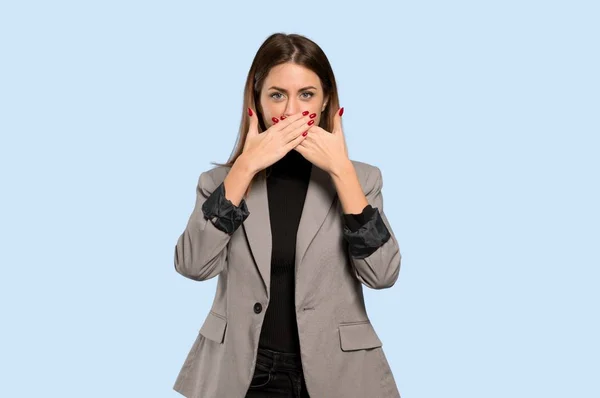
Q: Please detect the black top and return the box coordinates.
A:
[201,153,391,353]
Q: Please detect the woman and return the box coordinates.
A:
[172,33,402,398]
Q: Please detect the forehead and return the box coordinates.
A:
[264,63,321,88]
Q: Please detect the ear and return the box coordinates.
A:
[321,96,329,112]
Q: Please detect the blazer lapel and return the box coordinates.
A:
[294,165,337,277]
[242,164,337,298]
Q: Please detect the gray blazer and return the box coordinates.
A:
[172,160,402,397]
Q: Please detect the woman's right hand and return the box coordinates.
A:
[241,108,315,174]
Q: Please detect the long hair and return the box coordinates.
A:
[209,33,341,196]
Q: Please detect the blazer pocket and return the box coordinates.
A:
[199,311,227,344]
[338,321,383,351]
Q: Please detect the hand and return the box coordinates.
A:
[293,107,350,175]
[241,108,315,174]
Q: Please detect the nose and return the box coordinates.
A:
[284,99,301,116]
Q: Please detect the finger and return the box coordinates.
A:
[292,143,303,154]
[282,113,315,142]
[278,110,314,133]
[293,139,310,155]
[284,121,312,146]
[247,107,259,137]
[284,128,309,152]
[306,125,325,135]
[271,110,305,133]
[332,106,344,135]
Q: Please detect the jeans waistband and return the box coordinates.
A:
[256,347,303,372]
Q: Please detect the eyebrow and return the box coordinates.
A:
[267,86,318,93]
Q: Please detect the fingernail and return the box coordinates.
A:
[302,111,309,116]
[272,117,279,123]
[280,115,286,120]
[248,108,253,116]
[302,131,308,136]
[338,107,344,117]
[309,113,316,119]
[307,120,315,126]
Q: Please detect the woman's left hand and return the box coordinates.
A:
[293,107,350,175]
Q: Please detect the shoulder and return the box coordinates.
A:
[196,165,232,194]
[197,160,384,194]
[348,159,384,194]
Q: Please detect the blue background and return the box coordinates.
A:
[1,1,598,397]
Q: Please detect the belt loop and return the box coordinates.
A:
[271,351,279,371]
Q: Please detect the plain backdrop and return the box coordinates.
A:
[1,1,598,397]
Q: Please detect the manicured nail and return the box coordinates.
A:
[309,113,316,118]
[338,107,344,117]
[307,120,315,126]
[272,117,279,123]
[248,108,253,116]
[280,115,286,120]
[302,111,309,116]
[302,131,308,136]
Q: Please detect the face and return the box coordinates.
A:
[258,62,328,129]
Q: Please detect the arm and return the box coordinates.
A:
[174,160,253,281]
[337,165,401,289]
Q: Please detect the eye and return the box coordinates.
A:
[269,91,315,100]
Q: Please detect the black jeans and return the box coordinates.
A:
[245,347,310,398]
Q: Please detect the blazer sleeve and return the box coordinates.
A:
[343,204,377,232]
[341,166,401,289]
[174,171,250,281]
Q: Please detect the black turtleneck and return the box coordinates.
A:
[258,149,312,353]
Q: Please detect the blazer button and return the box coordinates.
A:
[253,302,262,314]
